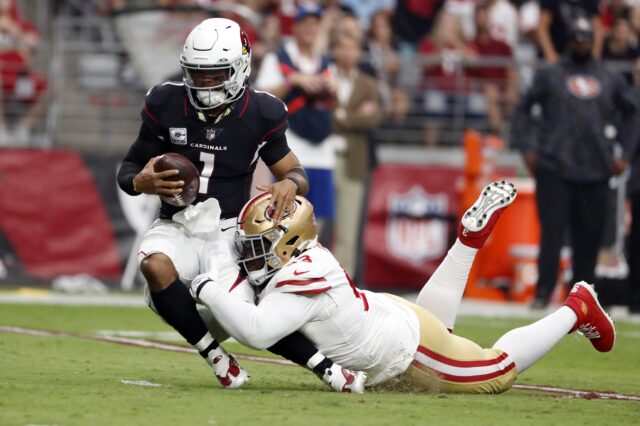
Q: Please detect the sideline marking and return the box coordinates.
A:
[2,325,638,401]
[121,379,170,387]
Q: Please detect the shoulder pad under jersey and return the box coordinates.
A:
[252,89,288,122]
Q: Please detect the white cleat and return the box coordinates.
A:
[322,364,367,394]
[212,353,250,389]
[459,180,517,248]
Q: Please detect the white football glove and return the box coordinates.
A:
[190,273,215,303]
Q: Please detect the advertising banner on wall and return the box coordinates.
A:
[362,165,462,290]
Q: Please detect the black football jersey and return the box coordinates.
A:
[118,82,290,219]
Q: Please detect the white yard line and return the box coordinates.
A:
[1,325,638,400]
[120,379,170,387]
[2,291,639,323]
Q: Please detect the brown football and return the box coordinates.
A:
[153,152,200,207]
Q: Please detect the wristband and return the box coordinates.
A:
[285,176,301,194]
[132,176,139,193]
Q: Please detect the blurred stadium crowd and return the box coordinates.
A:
[1,0,640,312]
[3,0,640,148]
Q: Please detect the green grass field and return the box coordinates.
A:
[1,302,639,426]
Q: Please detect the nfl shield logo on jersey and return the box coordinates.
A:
[386,186,449,264]
[206,128,217,141]
[169,128,187,145]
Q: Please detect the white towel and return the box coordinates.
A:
[172,198,221,235]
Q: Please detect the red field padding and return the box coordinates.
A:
[0,148,122,278]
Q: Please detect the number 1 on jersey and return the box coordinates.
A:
[199,152,214,194]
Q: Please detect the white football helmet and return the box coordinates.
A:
[180,18,252,111]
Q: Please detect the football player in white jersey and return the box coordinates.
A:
[191,181,616,393]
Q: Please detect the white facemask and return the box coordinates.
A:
[196,89,226,107]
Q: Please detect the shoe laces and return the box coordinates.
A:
[577,323,601,339]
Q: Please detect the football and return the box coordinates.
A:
[153,152,200,207]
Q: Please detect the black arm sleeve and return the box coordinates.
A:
[260,131,291,166]
[267,331,320,367]
[116,123,166,195]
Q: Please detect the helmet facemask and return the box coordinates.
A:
[236,227,285,287]
[235,193,319,287]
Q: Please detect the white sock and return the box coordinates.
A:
[415,240,477,329]
[306,351,326,370]
[195,332,226,365]
[195,333,215,352]
[492,306,577,373]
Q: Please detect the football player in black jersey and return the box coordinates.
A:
[117,18,365,392]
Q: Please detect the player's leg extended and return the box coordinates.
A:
[139,220,248,389]
[416,181,517,329]
[391,297,517,394]
[492,282,615,373]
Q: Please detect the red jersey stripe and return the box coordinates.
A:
[360,291,369,311]
[276,277,327,288]
[411,359,516,383]
[239,90,251,118]
[143,102,158,125]
[259,120,287,142]
[228,272,245,293]
[416,345,510,368]
[291,286,332,295]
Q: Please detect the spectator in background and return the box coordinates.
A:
[630,3,640,36]
[601,0,632,34]
[255,3,337,245]
[511,18,637,308]
[248,11,282,80]
[469,1,518,135]
[392,0,446,91]
[0,0,47,145]
[366,9,409,122]
[628,57,640,314]
[330,30,382,279]
[443,0,479,40]
[315,6,361,54]
[484,0,519,49]
[602,18,639,82]
[419,12,477,146]
[392,0,446,48]
[340,0,396,31]
[536,0,603,63]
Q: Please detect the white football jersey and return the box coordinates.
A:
[260,245,421,385]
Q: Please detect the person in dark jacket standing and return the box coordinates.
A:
[628,57,640,314]
[511,18,637,308]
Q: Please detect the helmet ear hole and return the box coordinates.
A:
[286,236,299,246]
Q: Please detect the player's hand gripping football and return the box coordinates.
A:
[256,178,297,223]
[133,156,184,196]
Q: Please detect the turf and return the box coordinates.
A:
[0,303,638,426]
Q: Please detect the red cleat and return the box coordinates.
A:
[563,282,616,352]
[458,181,517,249]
